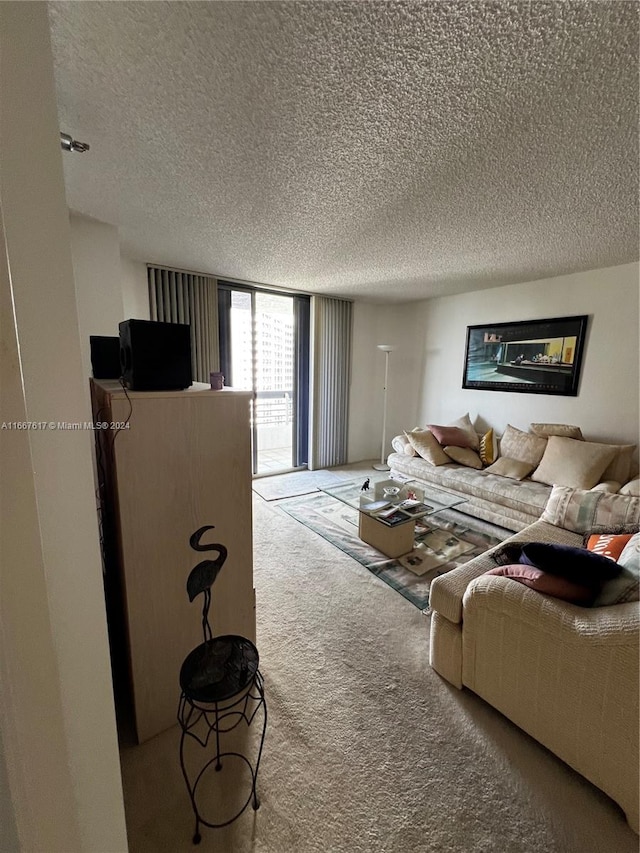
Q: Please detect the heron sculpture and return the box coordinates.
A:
[186,525,228,642]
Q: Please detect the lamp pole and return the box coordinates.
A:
[373,345,394,471]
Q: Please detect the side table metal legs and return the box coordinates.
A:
[178,670,267,845]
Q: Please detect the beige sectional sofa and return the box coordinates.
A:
[388,420,639,532]
[427,484,640,831]
[388,418,639,829]
[388,448,551,530]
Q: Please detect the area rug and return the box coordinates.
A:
[252,469,349,501]
[278,492,512,610]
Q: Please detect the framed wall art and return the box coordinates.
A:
[462,315,589,396]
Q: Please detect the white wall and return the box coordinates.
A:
[348,302,427,462]
[348,263,639,464]
[121,256,150,320]
[0,4,127,850]
[69,213,124,379]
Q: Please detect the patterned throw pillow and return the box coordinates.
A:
[447,413,480,450]
[592,532,640,606]
[531,436,617,489]
[404,429,450,466]
[586,532,634,561]
[599,444,637,485]
[442,445,483,469]
[499,424,547,467]
[478,428,497,466]
[541,485,640,533]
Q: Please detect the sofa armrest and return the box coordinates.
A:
[429,520,583,625]
[463,575,640,644]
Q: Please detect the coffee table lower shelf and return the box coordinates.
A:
[358,511,415,558]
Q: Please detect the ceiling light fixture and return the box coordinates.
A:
[60,132,90,153]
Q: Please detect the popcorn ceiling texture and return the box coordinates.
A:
[49,1,638,303]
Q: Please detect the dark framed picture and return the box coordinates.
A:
[462,315,589,396]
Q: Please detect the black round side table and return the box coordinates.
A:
[178,634,267,845]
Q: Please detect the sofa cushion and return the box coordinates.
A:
[443,445,483,469]
[531,436,617,489]
[530,423,584,440]
[448,413,480,450]
[518,542,622,588]
[600,444,636,485]
[500,424,547,467]
[405,430,450,466]
[391,434,410,454]
[388,452,552,518]
[592,532,640,606]
[478,428,498,466]
[485,564,594,605]
[541,485,640,533]
[484,457,534,481]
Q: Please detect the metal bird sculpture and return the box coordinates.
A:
[186,525,228,642]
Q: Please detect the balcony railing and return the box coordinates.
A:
[253,390,293,427]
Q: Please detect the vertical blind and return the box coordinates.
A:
[310,296,352,469]
[148,266,219,382]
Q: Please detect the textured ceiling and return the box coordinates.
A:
[49,1,638,303]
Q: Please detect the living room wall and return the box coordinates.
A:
[348,262,639,466]
[399,262,639,452]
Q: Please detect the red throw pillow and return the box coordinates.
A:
[426,424,474,448]
[485,564,595,605]
[586,533,633,562]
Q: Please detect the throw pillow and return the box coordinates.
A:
[427,424,475,448]
[478,428,498,466]
[403,443,417,457]
[530,423,584,440]
[484,456,535,480]
[405,430,450,466]
[447,413,479,450]
[518,542,622,589]
[541,485,640,533]
[485,564,594,605]
[599,444,636,485]
[442,445,483,469]
[592,532,640,606]
[586,532,633,561]
[531,436,617,489]
[499,424,547,467]
[620,478,640,497]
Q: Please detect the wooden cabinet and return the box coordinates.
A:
[91,379,255,743]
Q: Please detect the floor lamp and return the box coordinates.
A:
[373,345,395,471]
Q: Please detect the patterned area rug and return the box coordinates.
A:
[252,469,349,501]
[279,492,512,610]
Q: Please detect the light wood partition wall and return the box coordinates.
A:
[91,380,255,743]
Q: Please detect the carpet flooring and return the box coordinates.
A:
[119,463,639,852]
[279,491,511,610]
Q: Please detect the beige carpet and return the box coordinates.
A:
[120,463,638,852]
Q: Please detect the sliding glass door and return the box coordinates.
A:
[218,284,309,476]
